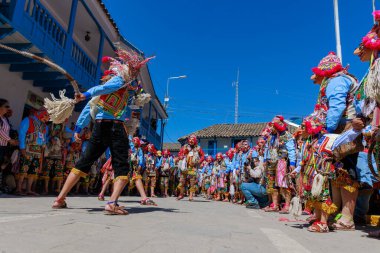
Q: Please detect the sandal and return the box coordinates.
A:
[331,221,355,231]
[98,194,105,201]
[307,221,329,233]
[263,203,280,212]
[279,204,290,214]
[140,198,157,206]
[176,195,184,201]
[52,197,67,209]
[104,201,128,215]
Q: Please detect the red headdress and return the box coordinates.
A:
[303,117,325,136]
[163,149,171,156]
[361,12,380,51]
[132,137,141,146]
[271,115,287,133]
[101,46,155,82]
[206,156,214,163]
[312,52,344,77]
[35,108,49,121]
[188,134,198,145]
[147,143,156,154]
[216,152,223,160]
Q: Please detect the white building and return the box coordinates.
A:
[0,0,167,148]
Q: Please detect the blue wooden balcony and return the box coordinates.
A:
[0,0,100,109]
[140,118,162,149]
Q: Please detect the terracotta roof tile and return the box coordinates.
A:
[178,123,297,142]
[163,142,181,151]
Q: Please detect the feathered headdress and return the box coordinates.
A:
[101,47,154,83]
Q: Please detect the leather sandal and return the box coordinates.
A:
[140,198,157,206]
[263,203,280,212]
[308,221,329,233]
[176,195,184,200]
[331,221,355,231]
[52,197,67,209]
[104,201,128,215]
[98,194,105,201]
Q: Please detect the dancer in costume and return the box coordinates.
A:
[52,48,153,214]
[214,152,227,201]
[177,134,205,201]
[16,109,49,195]
[201,156,213,200]
[224,148,235,202]
[42,134,64,194]
[297,52,361,232]
[231,142,242,203]
[98,155,114,201]
[144,144,157,197]
[158,149,174,197]
[128,137,156,205]
[263,116,296,213]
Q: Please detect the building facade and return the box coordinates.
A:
[0,0,167,148]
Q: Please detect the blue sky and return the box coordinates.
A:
[103,0,374,142]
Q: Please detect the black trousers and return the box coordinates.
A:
[75,121,130,178]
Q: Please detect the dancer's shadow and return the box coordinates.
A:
[187,199,211,203]
[117,200,141,204]
[285,223,311,230]
[126,206,183,214]
[74,206,184,214]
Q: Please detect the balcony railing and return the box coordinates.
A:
[3,0,98,88]
[140,118,162,148]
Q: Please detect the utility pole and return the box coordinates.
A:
[373,0,377,23]
[333,0,343,62]
[234,68,239,124]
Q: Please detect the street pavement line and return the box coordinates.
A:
[260,228,311,253]
[246,209,263,218]
[0,212,73,223]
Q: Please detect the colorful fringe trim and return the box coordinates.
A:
[71,168,87,178]
[113,175,129,183]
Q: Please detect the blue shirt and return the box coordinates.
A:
[326,75,352,133]
[77,76,126,132]
[75,76,137,133]
[19,116,49,149]
[224,158,234,173]
[356,152,378,187]
[129,142,145,168]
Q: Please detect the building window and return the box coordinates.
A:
[208,140,216,157]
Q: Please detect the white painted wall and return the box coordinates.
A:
[0,64,79,129]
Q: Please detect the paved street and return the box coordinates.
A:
[0,195,378,253]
